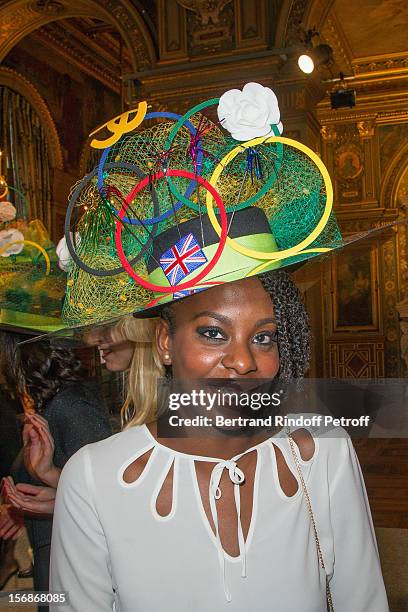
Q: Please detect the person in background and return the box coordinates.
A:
[0,314,152,518]
[96,316,157,429]
[0,331,113,611]
[0,383,23,589]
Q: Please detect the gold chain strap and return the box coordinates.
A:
[286,428,334,612]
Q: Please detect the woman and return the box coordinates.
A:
[49,83,391,610]
[0,316,148,518]
[0,332,113,608]
[49,272,388,611]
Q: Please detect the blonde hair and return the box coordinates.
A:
[111,315,164,429]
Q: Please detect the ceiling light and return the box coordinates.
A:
[298,43,334,74]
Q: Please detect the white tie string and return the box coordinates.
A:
[209,460,247,602]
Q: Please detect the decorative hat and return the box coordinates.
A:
[39,82,405,332]
[0,212,66,334]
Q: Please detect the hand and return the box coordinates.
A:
[0,500,24,540]
[22,413,61,487]
[2,477,56,518]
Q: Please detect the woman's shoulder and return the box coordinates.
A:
[62,424,151,473]
[42,381,108,422]
[45,380,101,405]
[272,412,353,464]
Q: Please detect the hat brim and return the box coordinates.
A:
[18,216,405,345]
[134,217,403,318]
[0,309,65,336]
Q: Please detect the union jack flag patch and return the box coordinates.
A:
[172,287,206,300]
[159,232,207,286]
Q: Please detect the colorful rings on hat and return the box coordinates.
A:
[114,169,228,292]
[97,112,203,225]
[64,162,160,277]
[164,98,284,212]
[206,136,333,261]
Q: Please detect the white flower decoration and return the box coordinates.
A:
[0,228,24,256]
[0,200,17,223]
[56,233,80,272]
[217,82,283,141]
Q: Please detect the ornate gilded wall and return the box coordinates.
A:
[317,73,408,378]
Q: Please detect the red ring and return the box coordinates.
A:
[114,170,227,292]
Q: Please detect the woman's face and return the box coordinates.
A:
[156,278,279,380]
[85,328,134,372]
[100,339,135,372]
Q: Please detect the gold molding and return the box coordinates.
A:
[318,107,408,125]
[379,143,408,212]
[305,0,335,32]
[135,54,282,101]
[0,66,63,169]
[352,51,408,78]
[0,0,155,71]
[327,339,385,378]
[29,22,123,93]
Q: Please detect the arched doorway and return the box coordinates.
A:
[0,0,155,71]
[0,0,156,238]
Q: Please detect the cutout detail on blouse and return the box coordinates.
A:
[122,447,154,484]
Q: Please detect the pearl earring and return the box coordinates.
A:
[164,354,171,363]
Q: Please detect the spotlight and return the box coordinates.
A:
[298,54,315,74]
[298,44,334,74]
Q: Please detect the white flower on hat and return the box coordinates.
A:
[56,233,80,272]
[0,228,24,256]
[217,82,283,141]
[0,200,17,223]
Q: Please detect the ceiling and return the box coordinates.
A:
[5,2,407,92]
[332,0,408,58]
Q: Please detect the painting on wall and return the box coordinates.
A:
[335,144,363,182]
[334,142,364,202]
[332,245,379,331]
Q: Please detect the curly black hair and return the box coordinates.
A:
[258,270,310,379]
[0,331,83,411]
[160,270,310,380]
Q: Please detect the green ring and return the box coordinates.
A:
[164,98,284,212]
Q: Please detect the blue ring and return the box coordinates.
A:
[96,111,203,225]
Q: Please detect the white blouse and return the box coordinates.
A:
[50,419,389,612]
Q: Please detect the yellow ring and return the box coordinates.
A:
[0,239,51,275]
[206,136,334,261]
[0,185,9,199]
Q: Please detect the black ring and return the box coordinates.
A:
[64,162,160,277]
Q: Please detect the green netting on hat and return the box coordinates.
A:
[99,115,283,217]
[62,258,153,325]
[261,146,342,250]
[68,173,151,273]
